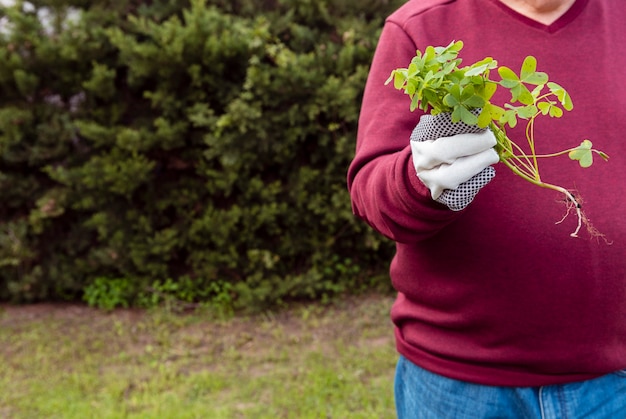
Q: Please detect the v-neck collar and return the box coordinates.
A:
[488,0,589,33]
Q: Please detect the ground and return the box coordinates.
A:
[0,293,398,418]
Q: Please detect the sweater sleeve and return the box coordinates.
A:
[347,21,462,243]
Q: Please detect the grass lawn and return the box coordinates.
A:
[0,293,398,418]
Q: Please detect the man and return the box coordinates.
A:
[347,0,626,417]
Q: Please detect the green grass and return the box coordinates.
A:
[0,294,397,418]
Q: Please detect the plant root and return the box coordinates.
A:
[555,190,609,242]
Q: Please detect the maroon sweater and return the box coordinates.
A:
[348,0,626,386]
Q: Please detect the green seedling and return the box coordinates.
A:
[386,40,609,238]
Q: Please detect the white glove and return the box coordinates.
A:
[410,112,499,211]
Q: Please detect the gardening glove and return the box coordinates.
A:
[410,112,499,211]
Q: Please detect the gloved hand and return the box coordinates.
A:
[410,112,499,211]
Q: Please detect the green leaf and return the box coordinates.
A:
[499,58,548,104]
[465,57,497,77]
[538,102,551,115]
[439,59,460,76]
[443,84,461,107]
[520,56,548,85]
[406,78,419,96]
[408,62,420,78]
[517,105,538,119]
[393,70,407,90]
[538,101,563,118]
[435,40,464,62]
[499,109,518,128]
[568,140,594,168]
[498,66,532,104]
[549,106,563,117]
[451,106,478,125]
[531,84,544,98]
[520,56,537,78]
[460,84,482,104]
[450,40,464,52]
[410,94,420,111]
[524,72,549,85]
[424,46,436,63]
[512,84,534,105]
[485,103,505,120]
[498,66,519,86]
[477,108,492,128]
[464,94,486,108]
[481,82,498,102]
[548,82,574,111]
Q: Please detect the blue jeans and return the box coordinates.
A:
[395,356,626,419]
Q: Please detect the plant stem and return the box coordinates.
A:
[526,116,540,181]
[498,149,583,237]
[489,122,583,237]
[490,122,536,177]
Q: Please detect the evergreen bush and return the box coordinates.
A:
[0,0,400,310]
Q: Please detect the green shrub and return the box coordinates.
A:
[0,0,398,310]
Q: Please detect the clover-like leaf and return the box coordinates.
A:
[405,77,419,96]
[410,93,420,112]
[437,59,460,77]
[476,103,503,128]
[452,105,478,125]
[538,101,563,117]
[498,57,548,105]
[498,66,534,105]
[485,102,505,119]
[476,109,491,128]
[479,81,498,102]
[423,46,436,63]
[497,66,519,88]
[548,82,573,111]
[552,106,562,118]
[517,104,538,119]
[434,41,463,63]
[520,56,548,85]
[464,57,498,77]
[538,102,550,115]
[444,88,481,123]
[531,84,544,99]
[568,140,595,168]
[444,84,485,109]
[499,108,518,128]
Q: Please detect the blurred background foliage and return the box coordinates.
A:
[0,0,402,311]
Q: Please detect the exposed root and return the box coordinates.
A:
[555,190,582,236]
[554,190,610,243]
